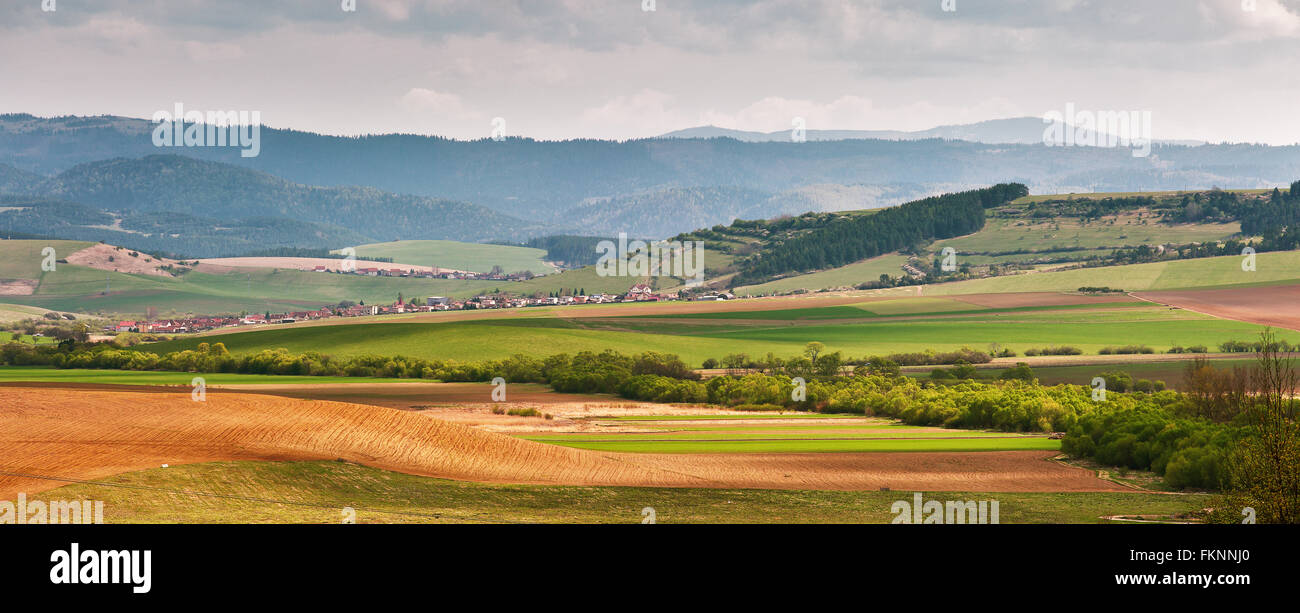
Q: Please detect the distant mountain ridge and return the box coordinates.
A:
[0,155,553,257]
[657,117,1206,146]
[1,113,1294,243]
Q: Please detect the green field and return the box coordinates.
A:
[935,215,1239,257]
[964,358,1263,390]
[521,416,1060,453]
[523,437,1060,453]
[139,301,1297,366]
[0,239,94,278]
[1011,190,1273,204]
[0,302,58,322]
[0,366,420,386]
[733,198,1246,295]
[0,243,506,316]
[1,239,550,317]
[345,240,556,275]
[11,460,1209,523]
[0,332,57,344]
[925,251,1300,295]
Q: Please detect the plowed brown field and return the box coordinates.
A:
[0,388,1124,497]
[1135,284,1300,332]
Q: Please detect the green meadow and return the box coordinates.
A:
[345,239,556,275]
[925,251,1300,295]
[4,262,502,316]
[520,437,1060,453]
[137,300,1294,366]
[936,216,1239,256]
[0,366,419,386]
[521,415,1058,454]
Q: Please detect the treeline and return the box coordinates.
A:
[733,183,1028,285]
[700,344,993,375]
[1237,182,1300,236]
[517,235,616,267]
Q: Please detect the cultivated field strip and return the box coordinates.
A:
[0,388,1126,496]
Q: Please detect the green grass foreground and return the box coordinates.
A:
[519,436,1062,454]
[11,460,1209,524]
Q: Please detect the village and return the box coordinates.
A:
[320,264,537,282]
[109,283,736,334]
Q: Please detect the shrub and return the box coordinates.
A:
[999,362,1035,382]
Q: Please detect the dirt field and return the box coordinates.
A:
[0,387,1124,497]
[1135,284,1300,332]
[0,280,37,295]
[66,243,180,277]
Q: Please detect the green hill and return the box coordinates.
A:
[2,155,552,257]
[347,240,556,275]
[720,186,1288,294]
[0,239,508,317]
[924,251,1300,295]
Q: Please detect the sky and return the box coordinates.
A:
[3,0,1299,143]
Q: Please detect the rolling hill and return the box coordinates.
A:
[0,155,553,257]
[346,240,556,275]
[658,117,1206,146]
[3,113,1297,230]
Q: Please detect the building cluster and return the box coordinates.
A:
[110,284,734,334]
[315,266,533,282]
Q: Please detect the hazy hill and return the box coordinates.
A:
[658,117,1207,146]
[0,155,554,257]
[1,114,1293,231]
[0,163,43,193]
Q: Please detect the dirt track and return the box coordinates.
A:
[1134,284,1300,332]
[0,387,1124,497]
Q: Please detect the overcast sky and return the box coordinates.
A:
[3,0,1299,143]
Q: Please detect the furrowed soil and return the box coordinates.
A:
[1135,284,1300,332]
[0,387,1124,497]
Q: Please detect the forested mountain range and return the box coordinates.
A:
[3,114,1297,234]
[658,117,1205,146]
[0,156,550,257]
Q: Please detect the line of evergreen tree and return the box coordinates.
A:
[732,183,1028,285]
